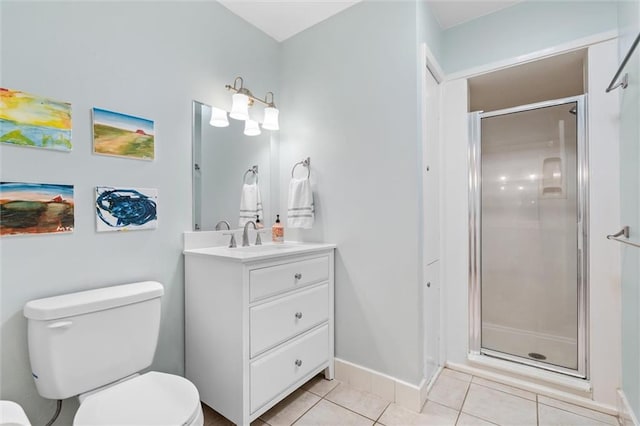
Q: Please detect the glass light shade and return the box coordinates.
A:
[230,93,249,121]
[209,107,229,127]
[262,107,280,131]
[244,119,261,136]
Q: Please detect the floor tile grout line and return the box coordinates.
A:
[288,394,324,426]
[457,378,503,426]
[441,370,474,386]
[321,382,392,423]
[374,401,392,425]
[471,380,537,402]
[320,398,385,423]
[454,375,473,425]
[538,401,618,425]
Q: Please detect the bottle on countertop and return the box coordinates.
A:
[272,214,284,243]
[255,215,264,229]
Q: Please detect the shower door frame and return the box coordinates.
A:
[468,95,589,379]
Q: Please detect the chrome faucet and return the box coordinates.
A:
[215,220,231,231]
[242,221,262,247]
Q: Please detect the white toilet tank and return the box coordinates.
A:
[23,281,164,400]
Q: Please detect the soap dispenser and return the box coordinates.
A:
[272,214,284,243]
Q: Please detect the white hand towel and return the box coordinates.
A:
[238,183,263,227]
[287,178,314,229]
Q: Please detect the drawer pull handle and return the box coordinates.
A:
[294,273,302,280]
[295,312,303,319]
[295,359,303,367]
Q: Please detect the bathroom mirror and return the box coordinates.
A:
[192,101,274,231]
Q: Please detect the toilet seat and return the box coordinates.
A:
[73,372,203,426]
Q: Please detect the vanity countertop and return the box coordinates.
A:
[183,241,335,262]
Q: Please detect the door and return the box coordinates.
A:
[469,96,588,378]
[423,65,441,380]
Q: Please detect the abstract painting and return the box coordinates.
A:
[92,107,154,160]
[96,186,157,232]
[0,88,72,152]
[0,182,74,236]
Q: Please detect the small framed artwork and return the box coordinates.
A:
[0,88,72,152]
[0,182,74,236]
[92,107,154,160]
[95,186,158,232]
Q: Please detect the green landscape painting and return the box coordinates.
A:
[92,107,154,160]
[0,88,72,152]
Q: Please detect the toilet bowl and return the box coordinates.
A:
[0,401,32,426]
[74,372,203,426]
[24,281,204,426]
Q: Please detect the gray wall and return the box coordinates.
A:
[0,1,279,424]
[442,1,618,73]
[279,1,429,385]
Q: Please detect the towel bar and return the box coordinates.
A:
[606,32,640,93]
[606,226,640,248]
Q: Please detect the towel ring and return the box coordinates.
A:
[243,165,259,184]
[291,157,311,179]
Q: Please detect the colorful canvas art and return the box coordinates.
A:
[0,182,74,236]
[92,108,154,160]
[96,186,158,232]
[0,88,72,152]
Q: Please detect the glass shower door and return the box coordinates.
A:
[470,97,587,377]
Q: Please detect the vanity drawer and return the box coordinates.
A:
[250,284,329,357]
[249,256,329,301]
[250,324,329,413]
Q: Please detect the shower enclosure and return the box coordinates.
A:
[468,96,588,378]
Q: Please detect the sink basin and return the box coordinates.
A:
[235,243,296,252]
[184,241,336,262]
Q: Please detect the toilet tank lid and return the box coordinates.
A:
[24,281,164,321]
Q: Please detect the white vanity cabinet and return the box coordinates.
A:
[184,244,335,426]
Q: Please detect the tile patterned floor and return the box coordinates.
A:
[202,368,619,426]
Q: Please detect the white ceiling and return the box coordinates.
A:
[219,0,524,43]
[218,1,362,42]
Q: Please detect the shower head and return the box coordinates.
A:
[569,106,577,115]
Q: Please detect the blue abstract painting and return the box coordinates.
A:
[95,186,157,232]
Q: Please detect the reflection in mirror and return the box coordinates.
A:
[193,101,272,231]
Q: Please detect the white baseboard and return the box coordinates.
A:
[446,361,617,416]
[334,358,440,412]
[618,389,639,426]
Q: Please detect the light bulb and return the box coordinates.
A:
[209,107,229,127]
[230,93,249,121]
[262,107,279,131]
[244,119,261,136]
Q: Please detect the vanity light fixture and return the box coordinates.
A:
[225,77,279,131]
[209,107,229,127]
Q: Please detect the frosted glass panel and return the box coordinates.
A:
[619,32,640,416]
[480,103,578,370]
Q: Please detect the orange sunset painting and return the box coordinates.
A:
[0,182,74,236]
[0,88,72,151]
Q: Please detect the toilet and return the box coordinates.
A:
[23,281,204,426]
[0,400,31,426]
